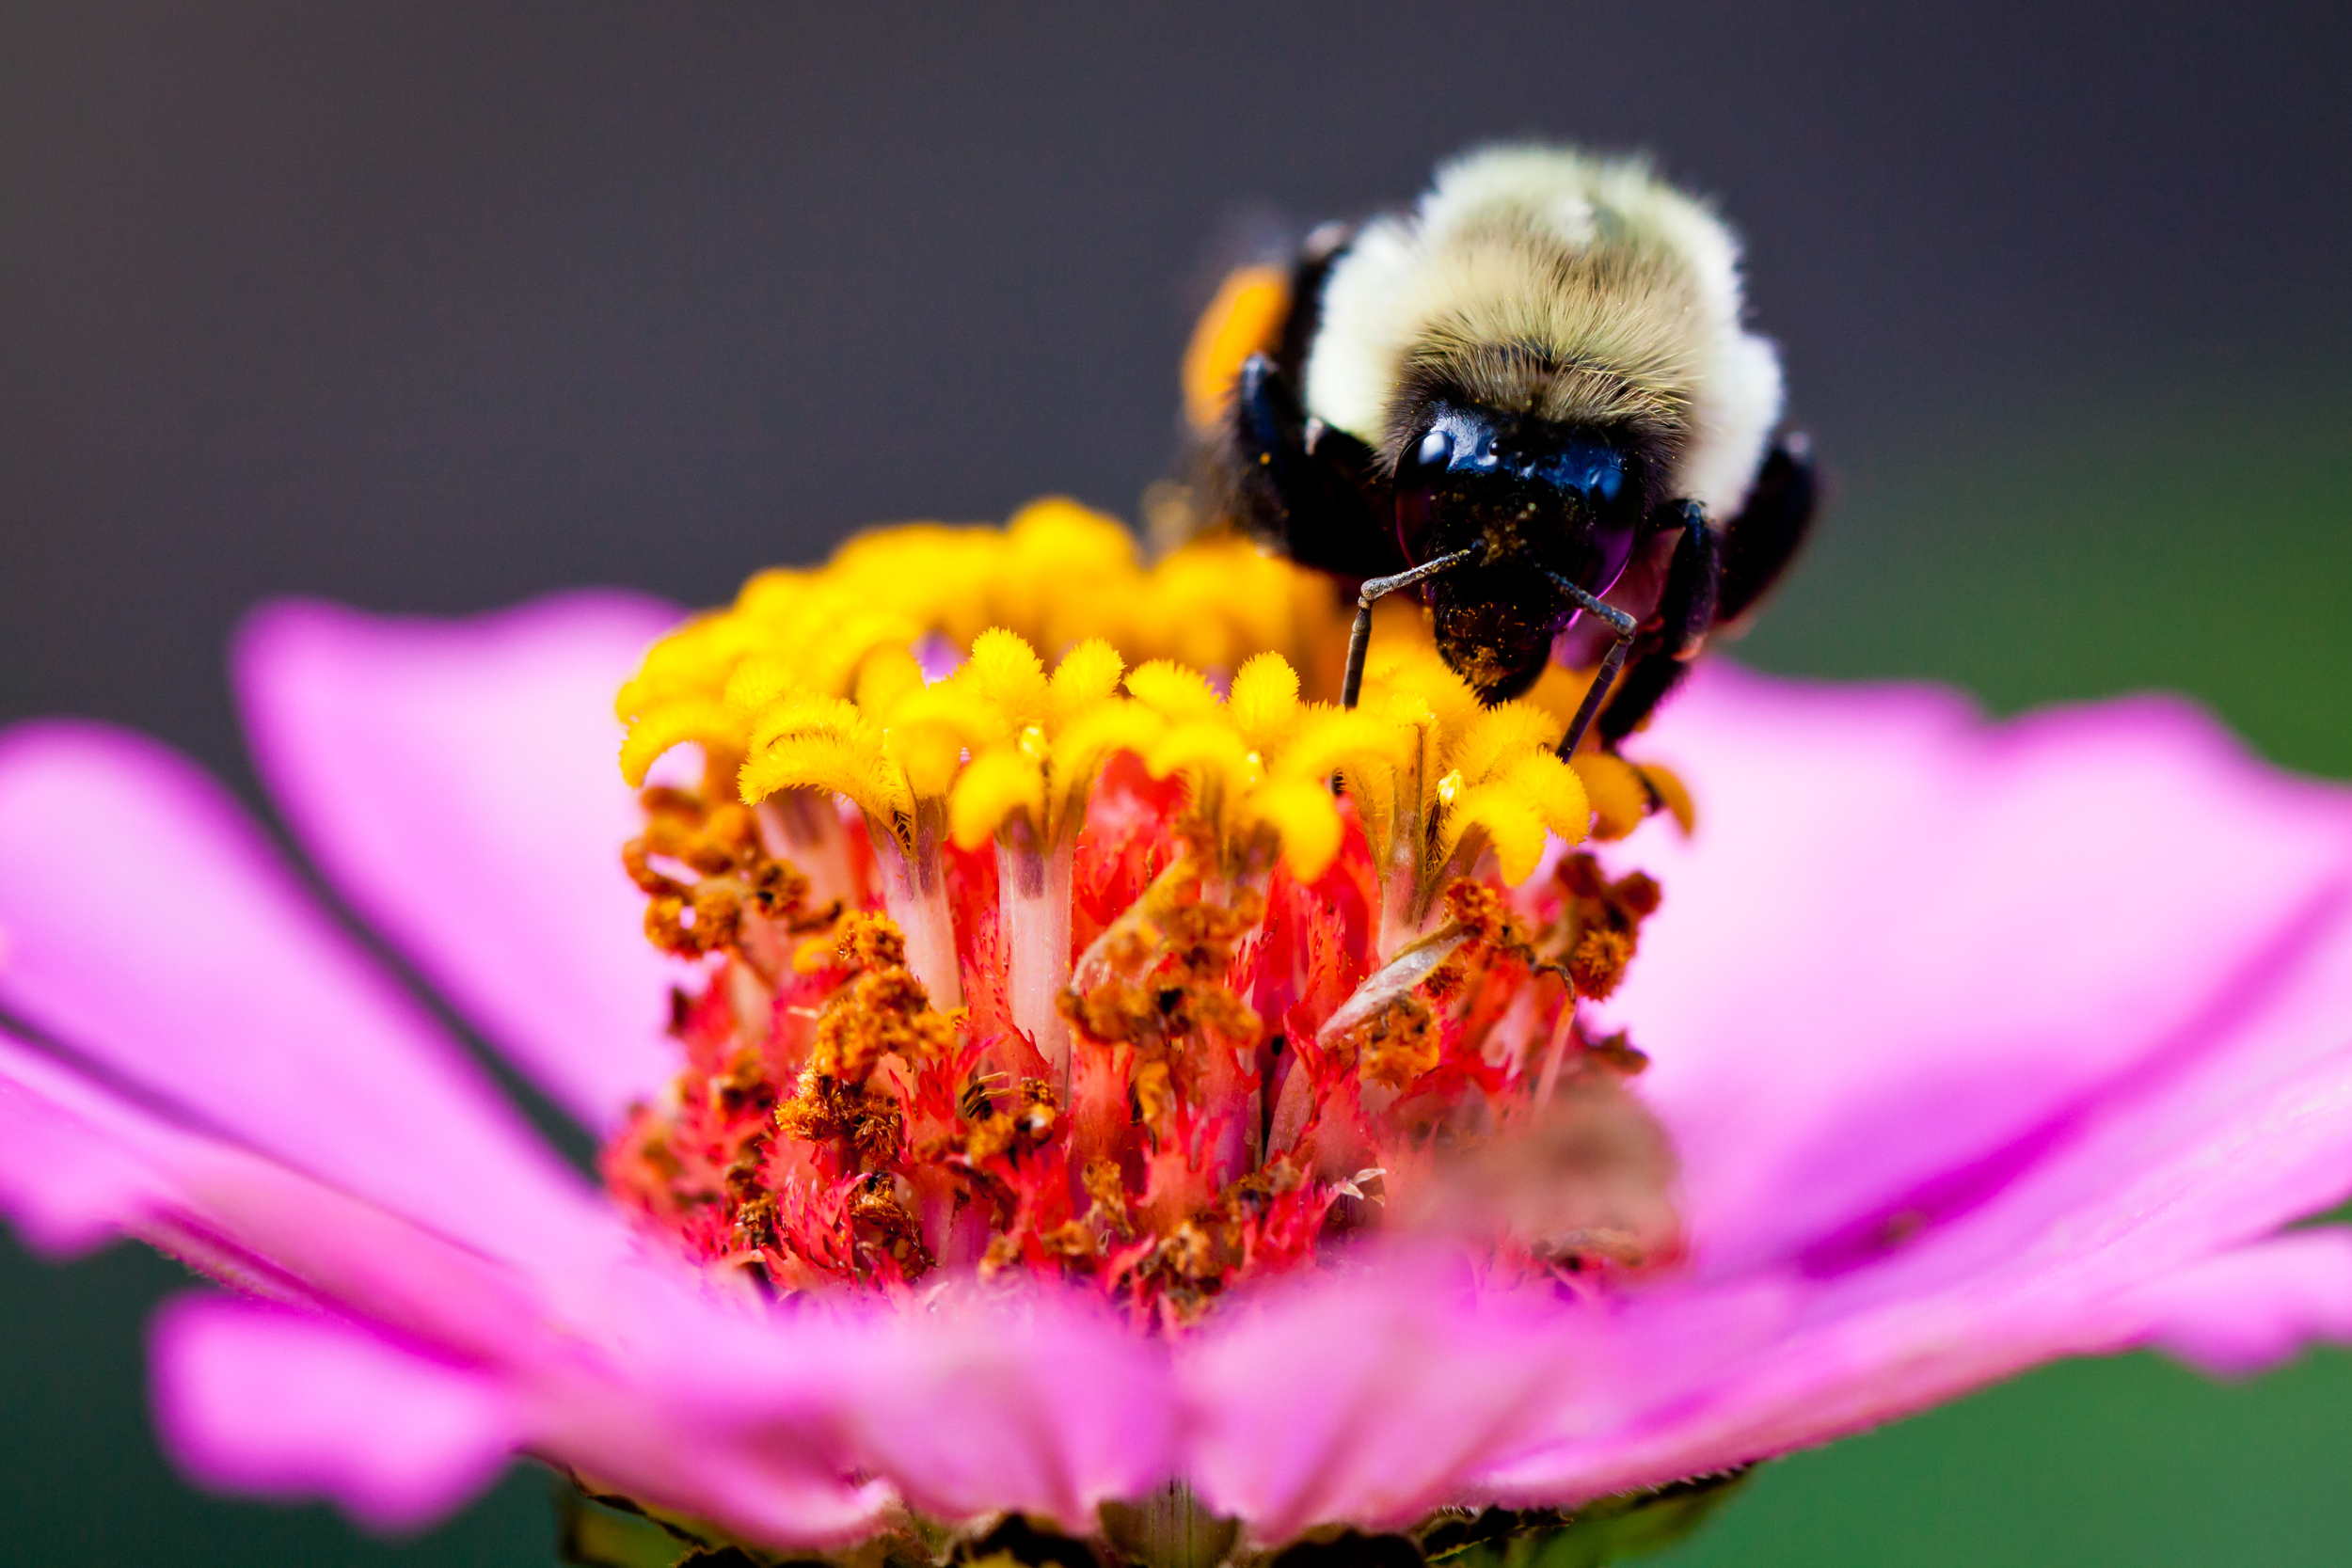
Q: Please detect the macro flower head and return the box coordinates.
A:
[606,500,1663,1333]
[2,500,2351,1566]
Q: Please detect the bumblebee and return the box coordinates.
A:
[1181,145,1817,753]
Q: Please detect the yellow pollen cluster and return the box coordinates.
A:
[616,503,1619,908]
[617,497,1349,800]
[1344,641,1595,933]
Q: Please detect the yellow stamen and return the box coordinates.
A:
[1044,700,1165,835]
[1228,651,1302,752]
[964,627,1051,730]
[618,696,733,789]
[617,504,1661,953]
[1240,776,1345,882]
[948,751,1045,853]
[1125,659,1224,723]
[1047,638,1126,726]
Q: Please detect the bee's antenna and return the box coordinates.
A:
[1341,548,1478,708]
[1545,573,1639,759]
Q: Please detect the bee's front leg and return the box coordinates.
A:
[1596,434,1819,746]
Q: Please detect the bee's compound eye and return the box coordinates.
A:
[1395,480,1437,563]
[1392,426,1454,563]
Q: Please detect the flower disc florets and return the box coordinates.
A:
[608,501,1690,1327]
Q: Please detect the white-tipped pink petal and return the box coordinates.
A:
[0,723,607,1266]
[234,594,683,1132]
[152,1295,522,1532]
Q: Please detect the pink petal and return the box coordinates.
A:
[1180,1264,1603,1541]
[512,1296,902,1547]
[235,594,683,1132]
[0,1027,548,1356]
[0,1052,165,1255]
[1186,673,2352,1524]
[2120,1230,2352,1376]
[152,1294,520,1532]
[553,1275,1177,1536]
[1444,670,2352,1498]
[0,722,606,1265]
[833,1294,1177,1530]
[0,1029,895,1541]
[1607,666,2352,1276]
[1467,892,2352,1497]
[0,1025,1146,1547]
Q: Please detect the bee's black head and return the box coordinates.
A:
[1391,402,1654,701]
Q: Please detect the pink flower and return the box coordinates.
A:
[3,562,2351,1560]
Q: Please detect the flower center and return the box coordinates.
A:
[603,502,1689,1326]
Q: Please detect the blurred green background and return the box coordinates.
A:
[4,5,2349,1564]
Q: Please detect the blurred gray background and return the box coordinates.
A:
[2,3,2348,1562]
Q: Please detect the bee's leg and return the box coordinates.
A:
[1543,574,1642,758]
[1593,647,1685,750]
[1596,505,1720,748]
[1233,354,1406,578]
[1715,435,1820,630]
[1342,548,1480,707]
[1594,436,1817,746]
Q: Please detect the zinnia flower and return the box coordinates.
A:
[2,499,2349,1565]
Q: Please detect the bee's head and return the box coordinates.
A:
[1391,401,1654,701]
